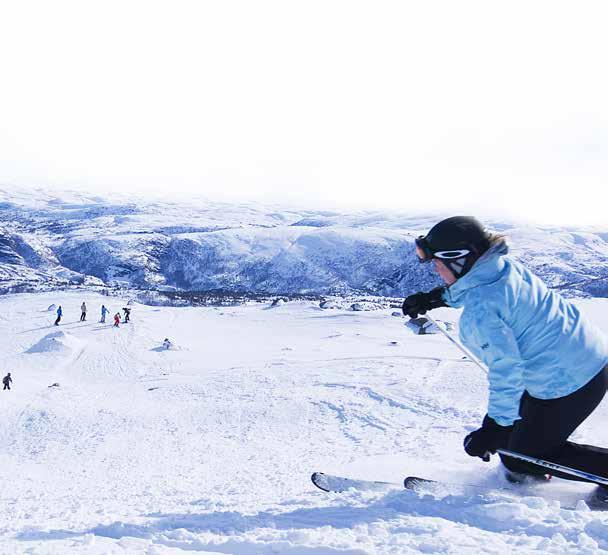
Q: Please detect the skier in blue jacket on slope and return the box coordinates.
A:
[100,304,109,323]
[54,305,62,326]
[402,216,608,492]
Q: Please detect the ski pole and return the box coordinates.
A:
[424,313,487,375]
[497,448,608,486]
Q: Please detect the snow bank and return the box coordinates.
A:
[26,330,83,354]
[405,317,455,335]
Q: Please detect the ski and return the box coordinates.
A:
[403,475,517,496]
[312,472,607,511]
[310,472,400,493]
[404,475,441,491]
[310,472,491,494]
[403,475,524,493]
[311,472,494,495]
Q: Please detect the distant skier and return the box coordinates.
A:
[3,373,12,391]
[403,216,608,497]
[113,312,121,327]
[54,305,62,326]
[162,338,172,350]
[122,307,131,323]
[80,302,87,322]
[100,304,109,323]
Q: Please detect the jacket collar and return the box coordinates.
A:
[444,239,509,307]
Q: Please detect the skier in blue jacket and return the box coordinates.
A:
[54,305,62,326]
[100,304,109,323]
[403,216,608,491]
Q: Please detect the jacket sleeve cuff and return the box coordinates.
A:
[489,413,520,427]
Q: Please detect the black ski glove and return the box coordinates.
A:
[463,415,513,462]
[402,287,447,319]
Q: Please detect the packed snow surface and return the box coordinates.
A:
[2,292,608,554]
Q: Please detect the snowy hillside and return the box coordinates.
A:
[2,292,608,553]
[1,187,608,298]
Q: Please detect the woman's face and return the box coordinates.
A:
[434,259,457,286]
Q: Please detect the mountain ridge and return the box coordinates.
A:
[1,187,607,298]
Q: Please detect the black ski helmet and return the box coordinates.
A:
[415,216,491,277]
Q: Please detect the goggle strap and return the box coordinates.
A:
[448,259,466,275]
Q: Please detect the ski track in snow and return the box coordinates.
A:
[1,293,608,553]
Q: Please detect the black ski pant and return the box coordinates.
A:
[54,315,61,326]
[500,365,608,483]
[3,384,9,390]
[80,312,86,322]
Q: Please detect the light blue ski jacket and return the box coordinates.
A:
[443,240,608,426]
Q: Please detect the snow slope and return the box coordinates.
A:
[2,292,608,553]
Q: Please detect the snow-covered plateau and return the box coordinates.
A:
[1,187,607,298]
[2,291,608,554]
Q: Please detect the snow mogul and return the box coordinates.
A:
[402,216,608,492]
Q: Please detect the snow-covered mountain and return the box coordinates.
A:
[1,187,607,298]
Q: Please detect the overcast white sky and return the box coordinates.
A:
[1,1,607,224]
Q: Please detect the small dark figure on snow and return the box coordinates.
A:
[122,307,131,323]
[404,216,608,500]
[163,338,172,350]
[80,302,87,322]
[114,313,121,327]
[54,305,62,326]
[3,373,12,391]
[100,304,109,323]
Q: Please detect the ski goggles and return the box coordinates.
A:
[415,236,471,263]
